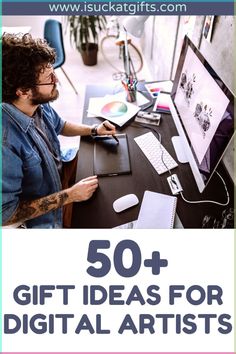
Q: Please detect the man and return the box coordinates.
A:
[2,33,116,228]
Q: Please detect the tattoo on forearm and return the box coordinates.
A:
[40,198,58,212]
[59,192,69,207]
[11,204,37,222]
[5,191,69,226]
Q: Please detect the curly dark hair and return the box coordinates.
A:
[2,33,56,103]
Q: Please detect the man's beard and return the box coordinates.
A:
[31,85,59,105]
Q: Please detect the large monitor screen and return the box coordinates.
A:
[171,36,234,192]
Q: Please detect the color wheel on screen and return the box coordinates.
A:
[101,101,128,118]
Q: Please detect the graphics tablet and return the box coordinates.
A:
[93,134,131,177]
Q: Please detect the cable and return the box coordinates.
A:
[179,171,230,206]
[132,122,230,206]
[143,115,231,206]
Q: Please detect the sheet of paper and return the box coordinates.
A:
[87,95,140,127]
[87,91,149,119]
[113,214,183,229]
[87,97,102,118]
[153,92,171,112]
[145,81,173,96]
[134,191,177,229]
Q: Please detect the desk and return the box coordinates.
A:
[71,84,234,228]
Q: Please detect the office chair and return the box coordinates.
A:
[44,19,78,94]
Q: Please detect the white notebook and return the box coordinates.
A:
[134,191,177,229]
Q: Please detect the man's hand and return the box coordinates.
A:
[68,175,98,202]
[97,120,116,136]
[3,176,98,226]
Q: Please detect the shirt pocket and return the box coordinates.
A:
[23,150,42,170]
[22,150,44,194]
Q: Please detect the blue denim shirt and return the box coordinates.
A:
[2,103,65,228]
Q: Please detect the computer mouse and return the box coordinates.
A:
[113,194,139,213]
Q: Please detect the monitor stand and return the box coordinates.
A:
[171,136,189,163]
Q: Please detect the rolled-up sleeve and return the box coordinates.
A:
[2,144,23,224]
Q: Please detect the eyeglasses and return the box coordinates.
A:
[35,72,57,86]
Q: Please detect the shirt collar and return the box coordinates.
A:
[2,103,44,133]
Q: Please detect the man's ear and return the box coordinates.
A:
[16,88,32,100]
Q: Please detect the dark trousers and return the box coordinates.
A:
[61,154,78,228]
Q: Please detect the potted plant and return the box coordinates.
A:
[67,16,107,66]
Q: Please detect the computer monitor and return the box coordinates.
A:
[170,35,235,193]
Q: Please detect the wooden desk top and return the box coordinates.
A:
[71,84,234,229]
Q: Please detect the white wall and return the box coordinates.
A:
[2,16,53,37]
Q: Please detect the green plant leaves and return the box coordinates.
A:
[66,15,107,53]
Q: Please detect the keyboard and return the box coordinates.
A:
[134,132,178,175]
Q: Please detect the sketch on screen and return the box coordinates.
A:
[193,102,212,138]
[175,46,229,164]
[179,70,196,106]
